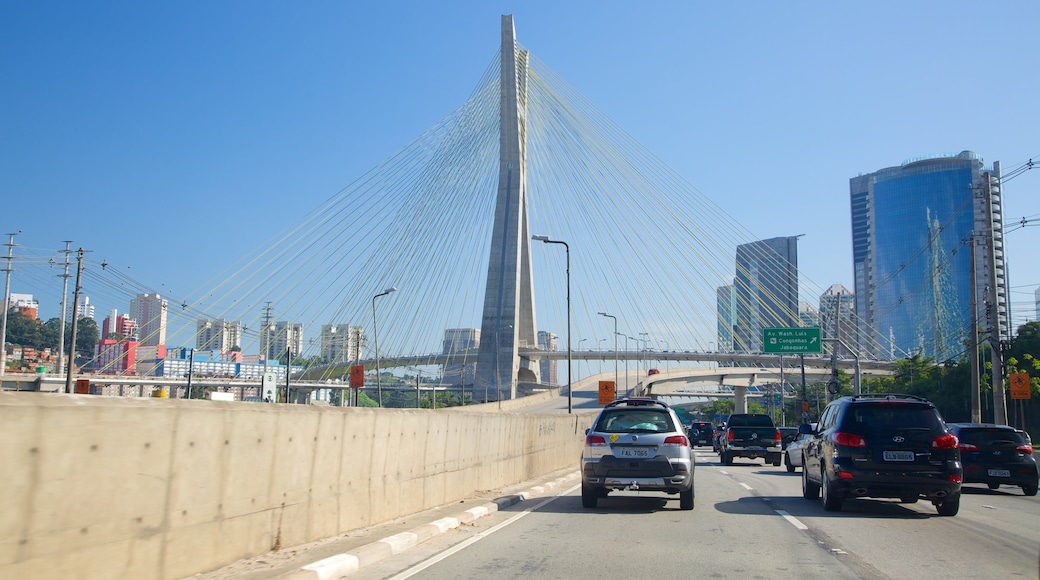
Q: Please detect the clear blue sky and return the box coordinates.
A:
[3,1,1038,331]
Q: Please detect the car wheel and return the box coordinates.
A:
[771,453,781,467]
[801,461,820,499]
[821,467,843,512]
[723,451,733,466]
[935,493,960,516]
[679,486,694,510]
[785,453,795,473]
[987,482,1000,490]
[1022,483,1038,497]
[581,481,598,508]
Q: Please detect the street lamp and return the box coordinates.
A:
[532,234,572,414]
[372,287,396,407]
[636,334,644,374]
[598,312,618,399]
[621,333,632,395]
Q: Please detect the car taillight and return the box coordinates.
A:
[931,433,958,450]
[773,430,781,444]
[586,435,607,446]
[831,432,867,448]
[957,442,978,452]
[727,430,734,442]
[664,435,689,446]
[1014,444,1033,455]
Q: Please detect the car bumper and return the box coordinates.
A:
[830,470,962,499]
[962,464,1039,487]
[582,457,693,492]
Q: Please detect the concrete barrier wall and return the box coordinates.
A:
[0,392,586,580]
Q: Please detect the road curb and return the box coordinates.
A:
[278,471,579,579]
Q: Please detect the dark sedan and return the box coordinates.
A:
[949,423,1038,496]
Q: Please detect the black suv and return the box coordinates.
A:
[688,421,715,447]
[948,423,1038,496]
[801,394,962,516]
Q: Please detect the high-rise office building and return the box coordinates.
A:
[321,324,362,364]
[537,330,558,386]
[441,328,479,387]
[129,294,167,346]
[850,151,1006,360]
[819,284,856,356]
[733,236,800,352]
[799,301,821,329]
[196,319,243,353]
[716,285,736,352]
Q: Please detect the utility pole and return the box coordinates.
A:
[261,302,273,371]
[0,231,20,376]
[64,248,84,394]
[56,241,73,375]
[969,233,982,423]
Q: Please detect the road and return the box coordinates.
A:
[343,448,1039,580]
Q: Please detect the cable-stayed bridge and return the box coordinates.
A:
[31,15,898,398]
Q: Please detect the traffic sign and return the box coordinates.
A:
[598,381,616,404]
[762,327,822,354]
[1009,373,1031,400]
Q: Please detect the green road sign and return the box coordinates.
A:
[762,327,822,354]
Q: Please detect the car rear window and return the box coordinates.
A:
[957,428,1027,446]
[727,415,773,427]
[597,409,675,433]
[844,404,942,433]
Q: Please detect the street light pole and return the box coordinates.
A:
[372,287,396,407]
[639,332,649,373]
[621,334,632,395]
[598,312,618,398]
[0,231,21,376]
[532,235,572,414]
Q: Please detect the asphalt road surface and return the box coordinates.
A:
[195,445,1040,580]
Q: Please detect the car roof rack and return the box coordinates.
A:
[605,397,669,409]
[848,393,930,403]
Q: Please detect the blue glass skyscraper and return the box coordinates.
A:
[850,151,1006,361]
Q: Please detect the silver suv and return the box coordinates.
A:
[581,398,695,510]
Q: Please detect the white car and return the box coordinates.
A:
[784,432,813,472]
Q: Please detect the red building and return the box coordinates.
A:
[96,339,137,374]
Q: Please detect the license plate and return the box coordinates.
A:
[615,447,652,458]
[988,469,1011,478]
[883,450,915,462]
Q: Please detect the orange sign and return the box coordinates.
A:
[1009,373,1031,400]
[75,379,90,394]
[598,381,616,405]
[349,365,365,389]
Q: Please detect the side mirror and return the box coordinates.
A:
[585,428,590,436]
[798,423,814,435]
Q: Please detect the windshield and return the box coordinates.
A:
[596,409,675,433]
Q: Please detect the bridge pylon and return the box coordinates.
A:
[474,15,540,401]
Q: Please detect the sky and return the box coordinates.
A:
[2,1,1039,345]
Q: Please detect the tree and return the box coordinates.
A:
[73,317,99,357]
[41,318,64,350]
[4,309,42,348]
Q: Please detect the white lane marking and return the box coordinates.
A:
[775,510,809,530]
[387,483,581,580]
[739,482,753,491]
